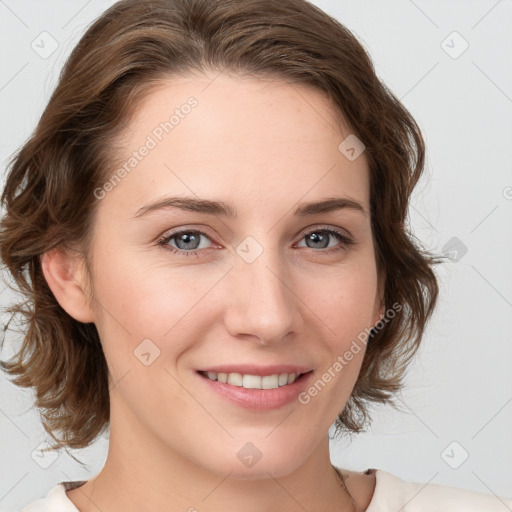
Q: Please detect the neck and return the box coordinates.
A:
[69,397,357,512]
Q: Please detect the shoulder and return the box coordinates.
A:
[21,481,85,512]
[366,468,512,511]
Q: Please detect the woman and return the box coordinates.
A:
[1,0,510,510]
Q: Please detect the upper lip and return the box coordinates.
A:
[197,365,313,377]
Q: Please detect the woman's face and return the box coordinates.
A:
[84,72,383,478]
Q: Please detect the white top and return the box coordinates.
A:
[21,468,512,511]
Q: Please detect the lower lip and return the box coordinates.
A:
[197,371,314,410]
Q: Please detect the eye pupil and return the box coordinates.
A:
[307,231,329,249]
[176,232,200,250]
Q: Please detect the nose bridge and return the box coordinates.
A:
[225,236,299,343]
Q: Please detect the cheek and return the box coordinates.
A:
[306,256,379,339]
[92,249,202,332]
[89,251,219,379]
[303,254,378,392]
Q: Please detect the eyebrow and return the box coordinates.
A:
[132,195,368,218]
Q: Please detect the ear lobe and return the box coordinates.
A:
[373,269,386,327]
[371,305,385,329]
[40,247,95,324]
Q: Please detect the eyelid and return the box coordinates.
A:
[297,223,353,240]
[156,225,219,245]
[157,223,355,256]
[158,223,352,241]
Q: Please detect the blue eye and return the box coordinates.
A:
[297,228,353,252]
[157,226,354,258]
[158,230,209,258]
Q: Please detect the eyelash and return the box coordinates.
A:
[156,226,354,258]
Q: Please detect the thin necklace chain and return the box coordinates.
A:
[332,465,358,512]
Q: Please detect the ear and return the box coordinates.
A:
[372,304,386,328]
[40,246,95,323]
[371,268,386,327]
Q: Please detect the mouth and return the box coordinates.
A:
[194,362,315,410]
[197,369,313,390]
[196,368,315,410]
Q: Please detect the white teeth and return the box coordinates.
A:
[261,375,278,389]
[243,374,265,389]
[203,371,302,389]
[227,372,243,386]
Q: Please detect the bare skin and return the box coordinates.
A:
[43,71,384,512]
[67,468,376,511]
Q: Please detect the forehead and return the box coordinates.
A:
[101,72,370,218]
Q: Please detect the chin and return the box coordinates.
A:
[192,440,309,481]
[210,459,303,481]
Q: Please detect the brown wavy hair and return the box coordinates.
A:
[0,0,443,454]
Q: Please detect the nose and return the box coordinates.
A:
[223,247,303,345]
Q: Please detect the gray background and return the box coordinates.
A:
[1,0,511,510]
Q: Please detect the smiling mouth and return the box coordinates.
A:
[197,370,313,390]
